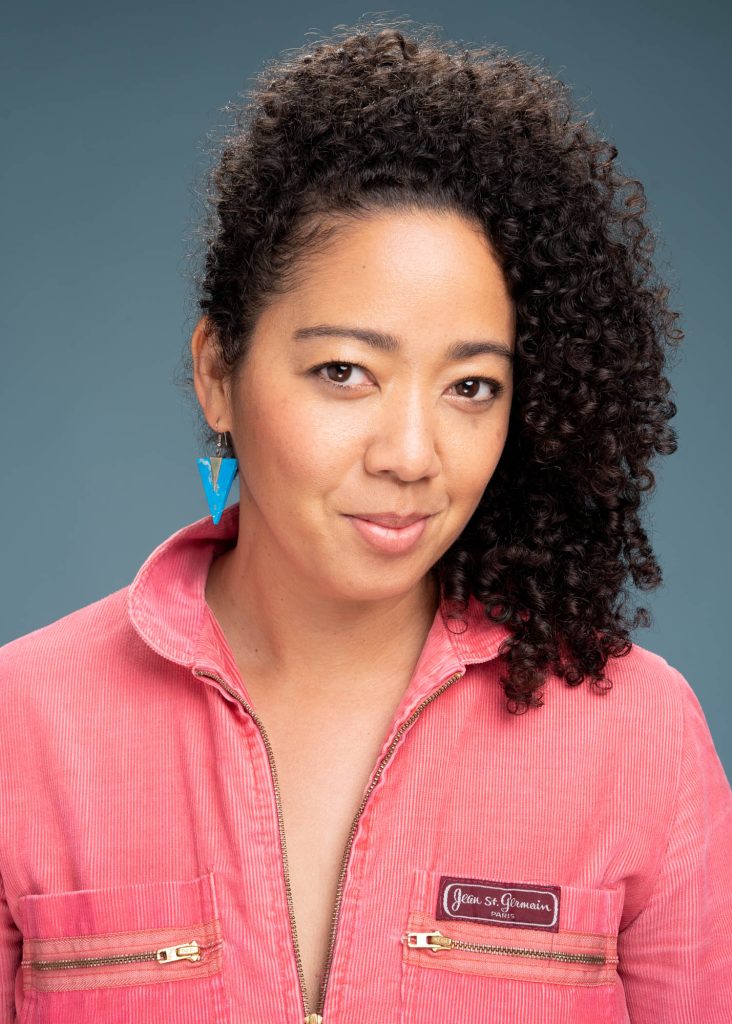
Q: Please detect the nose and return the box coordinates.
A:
[363,388,442,482]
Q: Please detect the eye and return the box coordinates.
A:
[450,377,505,403]
[311,361,372,389]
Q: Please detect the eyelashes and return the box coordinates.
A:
[311,362,373,389]
[309,361,505,405]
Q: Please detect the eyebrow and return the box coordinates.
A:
[292,324,514,363]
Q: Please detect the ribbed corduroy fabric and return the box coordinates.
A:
[1,503,731,1023]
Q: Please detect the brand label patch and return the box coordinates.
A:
[437,875,561,931]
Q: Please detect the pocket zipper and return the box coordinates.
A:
[403,930,616,966]
[29,939,203,971]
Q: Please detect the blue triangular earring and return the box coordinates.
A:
[197,431,238,525]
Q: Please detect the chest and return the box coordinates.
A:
[253,693,403,1013]
[10,664,643,1024]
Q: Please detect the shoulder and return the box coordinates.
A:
[533,636,698,711]
[534,637,708,774]
[0,587,137,692]
[480,634,698,722]
[600,637,699,722]
[480,637,704,767]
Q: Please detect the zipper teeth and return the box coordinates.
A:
[32,951,160,970]
[196,667,464,1022]
[195,670,311,1018]
[407,931,618,966]
[449,938,611,965]
[316,671,464,1015]
[28,940,209,971]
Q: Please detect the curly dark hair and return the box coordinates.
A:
[183,16,682,713]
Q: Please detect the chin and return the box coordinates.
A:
[329,568,431,604]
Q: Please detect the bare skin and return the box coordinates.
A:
[192,208,516,1011]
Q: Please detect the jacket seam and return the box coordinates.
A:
[621,664,686,927]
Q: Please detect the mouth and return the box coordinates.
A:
[346,512,435,528]
[343,513,434,555]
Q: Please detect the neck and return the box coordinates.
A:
[204,524,440,704]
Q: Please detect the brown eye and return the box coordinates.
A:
[311,361,371,389]
[326,363,353,383]
[456,379,482,398]
[450,378,504,403]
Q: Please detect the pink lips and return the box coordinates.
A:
[345,513,432,554]
[352,512,429,528]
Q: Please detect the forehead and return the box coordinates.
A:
[260,209,516,353]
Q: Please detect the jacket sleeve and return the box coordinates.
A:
[0,873,21,1022]
[617,668,732,1022]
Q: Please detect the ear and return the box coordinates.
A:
[191,316,232,433]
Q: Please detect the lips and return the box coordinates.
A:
[346,513,432,555]
[349,512,432,528]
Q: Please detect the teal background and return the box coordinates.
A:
[2,2,730,776]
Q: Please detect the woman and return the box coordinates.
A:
[1,20,730,1024]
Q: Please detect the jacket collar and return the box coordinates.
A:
[127,503,511,680]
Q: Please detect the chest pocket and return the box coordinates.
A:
[17,871,229,1024]
[400,868,627,1024]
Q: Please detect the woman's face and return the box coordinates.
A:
[212,209,515,603]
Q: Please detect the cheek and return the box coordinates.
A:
[236,390,353,498]
[446,424,507,501]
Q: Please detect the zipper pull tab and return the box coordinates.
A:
[304,1015,323,1024]
[402,930,453,952]
[156,941,201,963]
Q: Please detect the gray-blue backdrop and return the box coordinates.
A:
[2,1,730,777]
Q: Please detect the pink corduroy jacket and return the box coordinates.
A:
[1,503,731,1024]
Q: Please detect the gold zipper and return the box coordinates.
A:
[29,940,202,971]
[196,667,464,1024]
[403,930,617,966]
